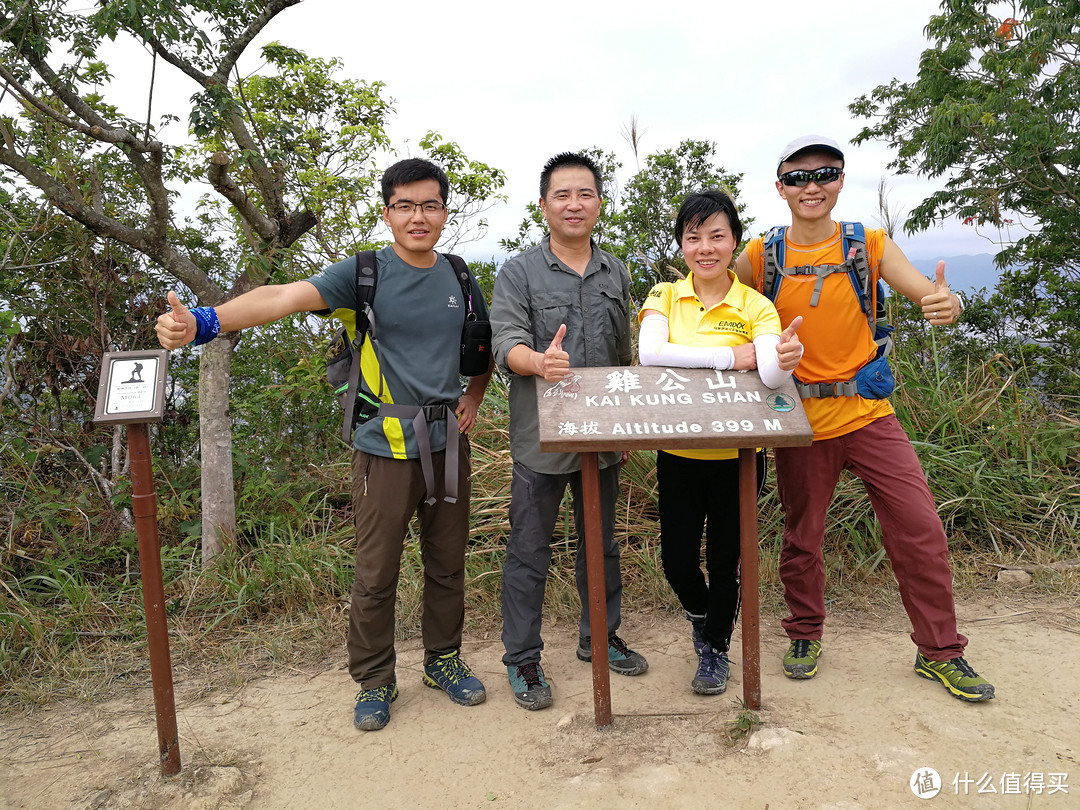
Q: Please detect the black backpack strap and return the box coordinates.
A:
[341,251,379,443]
[445,253,474,312]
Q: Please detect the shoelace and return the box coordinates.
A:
[434,654,470,684]
[939,656,977,678]
[698,647,730,678]
[517,663,543,688]
[357,685,392,704]
[608,634,632,656]
[791,639,814,659]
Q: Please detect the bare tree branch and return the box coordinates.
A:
[0,145,223,303]
[0,61,159,153]
[212,0,302,85]
[208,151,278,241]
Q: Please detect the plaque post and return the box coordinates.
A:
[129,422,181,775]
[94,350,180,775]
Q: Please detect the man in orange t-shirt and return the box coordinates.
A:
[734,135,994,702]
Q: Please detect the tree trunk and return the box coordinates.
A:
[198,339,237,565]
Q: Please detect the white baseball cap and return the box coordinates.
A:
[777,135,845,175]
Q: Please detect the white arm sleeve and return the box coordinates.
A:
[754,333,792,389]
[638,313,734,369]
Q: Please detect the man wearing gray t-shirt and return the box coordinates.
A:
[490,152,648,711]
[156,159,494,731]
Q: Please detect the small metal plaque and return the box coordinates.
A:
[537,366,813,452]
[93,350,169,424]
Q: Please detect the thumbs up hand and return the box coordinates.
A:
[540,323,570,382]
[156,291,197,349]
[776,315,804,371]
[920,261,959,325]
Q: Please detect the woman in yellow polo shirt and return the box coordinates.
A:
[638,189,802,694]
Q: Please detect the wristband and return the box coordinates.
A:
[191,306,220,345]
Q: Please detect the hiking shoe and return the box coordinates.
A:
[782,639,822,679]
[692,643,730,695]
[353,681,398,731]
[687,612,707,656]
[914,653,995,702]
[576,634,649,676]
[507,663,553,711]
[422,651,487,706]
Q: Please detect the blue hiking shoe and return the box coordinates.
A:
[692,643,730,695]
[353,681,397,731]
[576,634,649,676]
[422,651,487,706]
[507,662,553,711]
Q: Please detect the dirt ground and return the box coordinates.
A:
[2,594,1078,810]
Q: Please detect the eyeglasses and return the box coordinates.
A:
[778,167,843,187]
[387,201,446,215]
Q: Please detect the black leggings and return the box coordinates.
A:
[656,450,766,652]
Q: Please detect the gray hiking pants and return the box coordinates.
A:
[500,461,623,667]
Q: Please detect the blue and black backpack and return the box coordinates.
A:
[761,222,895,399]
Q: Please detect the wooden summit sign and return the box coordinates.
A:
[536,365,813,723]
[537,366,811,453]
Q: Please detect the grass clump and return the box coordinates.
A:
[720,702,764,746]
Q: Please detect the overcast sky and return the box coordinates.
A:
[131,0,1009,266]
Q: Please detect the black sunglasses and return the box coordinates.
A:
[779,167,843,187]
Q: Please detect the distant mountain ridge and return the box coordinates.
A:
[908,253,1001,295]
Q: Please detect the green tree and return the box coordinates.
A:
[610,139,745,300]
[0,1,504,562]
[849,0,1080,397]
[0,187,192,560]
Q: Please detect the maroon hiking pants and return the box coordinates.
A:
[773,415,967,661]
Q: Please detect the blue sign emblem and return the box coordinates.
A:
[767,393,796,413]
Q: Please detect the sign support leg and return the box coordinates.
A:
[738,447,762,710]
[128,423,181,776]
[581,451,613,728]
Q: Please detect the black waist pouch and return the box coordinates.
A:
[460,314,491,377]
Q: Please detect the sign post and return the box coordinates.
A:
[579,451,612,725]
[94,350,180,776]
[536,366,812,721]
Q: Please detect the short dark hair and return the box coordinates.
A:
[539,152,604,199]
[381,158,450,205]
[674,189,744,247]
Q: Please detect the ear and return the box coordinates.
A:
[775,180,785,198]
[538,196,549,219]
[382,206,390,227]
